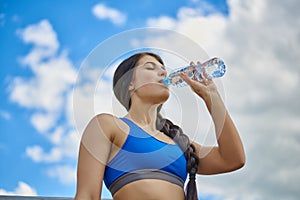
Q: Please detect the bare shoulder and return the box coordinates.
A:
[92,113,127,139]
[94,113,125,128]
[94,113,117,126]
[80,113,124,159]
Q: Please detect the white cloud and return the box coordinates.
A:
[59,130,80,158]
[17,19,59,52]
[147,16,176,29]
[92,3,126,26]
[47,165,76,185]
[9,20,77,136]
[48,126,64,145]
[26,145,62,163]
[30,112,57,133]
[8,19,80,171]
[10,52,77,114]
[70,67,106,134]
[0,181,37,196]
[26,130,79,163]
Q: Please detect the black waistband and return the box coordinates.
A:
[109,169,185,195]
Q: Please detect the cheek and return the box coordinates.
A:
[135,74,155,88]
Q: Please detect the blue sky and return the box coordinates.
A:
[1,0,300,200]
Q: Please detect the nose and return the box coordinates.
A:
[159,69,167,77]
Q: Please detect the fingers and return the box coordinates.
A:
[181,60,213,86]
[179,72,193,85]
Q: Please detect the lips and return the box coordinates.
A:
[157,79,169,88]
[158,78,166,83]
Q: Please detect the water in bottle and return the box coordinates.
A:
[162,57,226,87]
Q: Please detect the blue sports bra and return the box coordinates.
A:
[103,118,187,195]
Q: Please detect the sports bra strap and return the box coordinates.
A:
[120,117,149,138]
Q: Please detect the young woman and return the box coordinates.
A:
[75,52,245,200]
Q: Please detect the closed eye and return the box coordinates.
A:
[144,62,156,70]
[143,62,165,71]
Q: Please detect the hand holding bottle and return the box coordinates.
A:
[179,61,220,103]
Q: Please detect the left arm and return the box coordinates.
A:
[180,71,246,175]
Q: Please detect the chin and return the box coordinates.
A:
[136,85,170,104]
[154,95,169,105]
[160,91,170,102]
[151,90,170,104]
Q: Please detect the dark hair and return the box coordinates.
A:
[113,52,199,200]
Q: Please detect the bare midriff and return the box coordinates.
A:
[112,179,185,200]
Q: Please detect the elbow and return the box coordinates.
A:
[226,159,245,173]
[239,150,246,168]
[232,153,246,170]
[225,152,246,172]
[235,158,246,170]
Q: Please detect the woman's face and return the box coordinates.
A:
[129,55,170,105]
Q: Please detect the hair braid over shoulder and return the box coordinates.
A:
[156,111,199,200]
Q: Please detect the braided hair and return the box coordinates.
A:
[113,52,199,200]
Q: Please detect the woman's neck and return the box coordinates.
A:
[126,103,159,131]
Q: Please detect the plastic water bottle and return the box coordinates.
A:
[162,57,226,87]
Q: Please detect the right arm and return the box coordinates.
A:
[75,114,115,200]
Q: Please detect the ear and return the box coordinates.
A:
[128,82,135,91]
